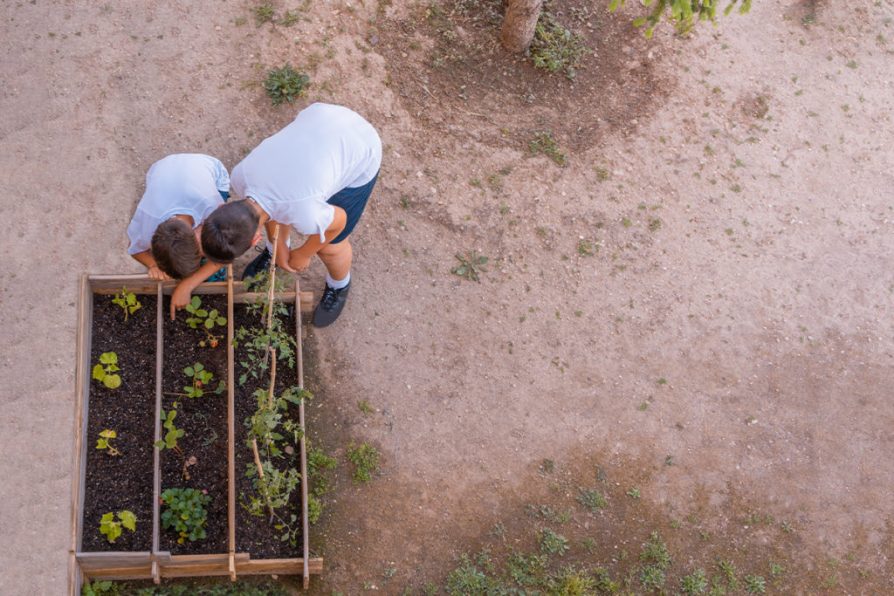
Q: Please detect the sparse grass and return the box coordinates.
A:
[279,10,301,26]
[577,239,596,256]
[681,569,708,594]
[648,218,662,232]
[347,442,380,483]
[357,399,374,415]
[530,12,587,78]
[744,574,766,593]
[529,131,567,166]
[640,531,671,568]
[254,1,276,25]
[451,251,488,282]
[445,554,494,595]
[640,564,666,591]
[718,560,739,590]
[539,528,569,555]
[263,64,309,105]
[627,487,641,499]
[507,552,548,586]
[595,166,610,181]
[621,217,633,228]
[577,488,607,512]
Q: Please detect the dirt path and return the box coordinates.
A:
[1,0,892,593]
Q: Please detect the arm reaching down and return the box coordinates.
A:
[288,206,347,272]
[132,250,171,281]
[170,261,224,320]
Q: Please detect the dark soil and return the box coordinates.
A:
[233,302,303,558]
[159,294,230,554]
[82,293,157,552]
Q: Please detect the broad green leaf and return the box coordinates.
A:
[107,364,119,372]
[100,429,116,439]
[184,366,194,377]
[154,440,165,449]
[205,318,214,329]
[103,375,121,390]
[190,296,201,309]
[208,309,218,319]
[216,317,226,326]
[100,352,117,365]
[92,364,105,381]
[119,510,136,531]
[195,363,204,372]
[96,439,108,449]
[196,309,208,317]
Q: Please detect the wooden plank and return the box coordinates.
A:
[69,273,91,596]
[230,289,315,311]
[226,265,237,582]
[92,281,230,295]
[295,279,310,588]
[82,567,154,581]
[152,281,163,584]
[77,551,153,569]
[235,557,324,575]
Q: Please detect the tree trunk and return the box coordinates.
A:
[500,0,544,53]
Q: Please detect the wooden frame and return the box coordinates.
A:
[70,274,321,594]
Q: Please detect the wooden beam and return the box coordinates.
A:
[151,281,163,584]
[235,557,324,575]
[226,265,237,582]
[295,279,310,588]
[69,274,90,596]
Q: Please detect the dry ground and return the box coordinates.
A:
[0,0,892,593]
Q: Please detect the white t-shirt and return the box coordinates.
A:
[127,154,230,255]
[230,103,382,241]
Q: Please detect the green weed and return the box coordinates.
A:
[540,528,570,555]
[529,131,567,166]
[577,488,607,512]
[264,65,310,106]
[530,12,587,78]
[347,442,380,483]
[451,251,488,282]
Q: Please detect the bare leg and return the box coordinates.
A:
[317,239,353,281]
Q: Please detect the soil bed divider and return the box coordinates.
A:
[70,274,321,594]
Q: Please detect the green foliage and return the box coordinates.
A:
[539,528,569,555]
[254,1,275,25]
[530,12,587,78]
[609,0,752,39]
[577,488,607,512]
[264,64,310,106]
[235,272,296,386]
[99,510,136,544]
[529,131,567,166]
[507,552,549,586]
[445,554,497,595]
[594,568,621,593]
[155,409,185,451]
[96,429,121,456]
[183,363,223,398]
[111,288,141,322]
[639,564,666,591]
[82,580,119,596]
[744,575,766,594]
[161,488,210,543]
[307,445,337,524]
[640,531,672,568]
[451,251,489,282]
[185,296,226,348]
[546,566,598,595]
[92,352,122,389]
[347,442,380,483]
[115,580,289,595]
[681,569,709,594]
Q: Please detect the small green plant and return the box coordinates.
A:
[184,296,226,348]
[254,1,275,25]
[539,528,569,555]
[718,559,739,589]
[99,510,136,544]
[279,10,301,26]
[92,352,122,389]
[111,288,141,321]
[640,564,666,591]
[82,580,119,596]
[264,64,310,106]
[347,442,380,483]
[641,531,671,568]
[681,569,708,594]
[445,553,495,595]
[529,131,567,166]
[183,363,223,398]
[155,409,185,452]
[547,566,597,593]
[627,487,641,499]
[161,488,210,543]
[577,488,607,511]
[96,429,120,456]
[451,251,488,282]
[744,575,766,594]
[577,239,596,256]
[530,12,587,78]
[357,399,374,414]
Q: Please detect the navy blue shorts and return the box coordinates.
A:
[327,171,378,244]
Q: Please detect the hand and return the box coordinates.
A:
[147,265,171,281]
[289,252,312,273]
[274,247,297,273]
[170,283,193,320]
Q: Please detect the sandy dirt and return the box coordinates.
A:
[1,0,892,593]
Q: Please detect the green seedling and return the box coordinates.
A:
[744,575,766,594]
[96,429,121,456]
[529,131,567,166]
[347,442,380,483]
[540,528,569,555]
[99,510,136,543]
[254,1,275,25]
[92,352,122,389]
[451,252,488,282]
[155,409,185,452]
[161,488,210,544]
[185,296,226,348]
[680,568,708,594]
[264,64,310,106]
[111,288,141,321]
[183,363,223,398]
[577,488,607,511]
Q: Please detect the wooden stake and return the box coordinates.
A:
[264,224,280,329]
[267,349,277,410]
[226,265,237,582]
[251,439,264,479]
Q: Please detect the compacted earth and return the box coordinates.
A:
[0,0,892,593]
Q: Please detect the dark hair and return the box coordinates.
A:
[151,219,202,279]
[201,200,260,264]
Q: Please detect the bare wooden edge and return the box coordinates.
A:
[151,281,163,584]
[295,279,311,588]
[226,265,237,582]
[69,273,90,596]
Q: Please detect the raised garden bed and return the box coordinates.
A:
[69,272,321,594]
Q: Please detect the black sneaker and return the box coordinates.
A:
[313,283,350,327]
[241,248,271,281]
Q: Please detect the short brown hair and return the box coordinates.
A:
[151,219,201,279]
[201,200,260,264]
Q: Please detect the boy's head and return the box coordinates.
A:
[201,200,261,264]
[152,219,201,279]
